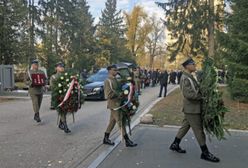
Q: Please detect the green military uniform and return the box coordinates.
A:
[170,58,220,163]
[104,75,127,136]
[50,72,66,122]
[176,71,206,146]
[103,65,137,147]
[26,69,46,121]
[50,73,59,109]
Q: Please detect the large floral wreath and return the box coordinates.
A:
[114,78,140,134]
[200,57,229,140]
[51,72,85,115]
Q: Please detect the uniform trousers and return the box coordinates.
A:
[106,109,127,136]
[30,94,43,114]
[176,114,206,146]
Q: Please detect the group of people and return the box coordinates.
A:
[130,67,183,98]
[26,60,137,146]
[26,60,72,133]
[129,68,182,89]
[26,57,221,163]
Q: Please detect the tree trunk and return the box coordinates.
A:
[55,0,59,58]
[28,0,35,62]
[1,0,7,64]
[208,0,215,58]
[149,55,154,68]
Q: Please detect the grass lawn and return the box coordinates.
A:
[15,82,27,90]
[149,87,248,130]
[0,97,16,104]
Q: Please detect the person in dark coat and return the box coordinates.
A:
[177,70,183,84]
[169,70,177,84]
[158,70,168,97]
[156,69,160,84]
[151,69,157,87]
[81,69,88,80]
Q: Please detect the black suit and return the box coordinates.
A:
[159,71,168,97]
[151,71,157,87]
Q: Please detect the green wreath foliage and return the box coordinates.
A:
[51,71,85,115]
[200,57,229,140]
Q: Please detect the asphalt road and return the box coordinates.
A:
[0,85,175,168]
[98,125,248,168]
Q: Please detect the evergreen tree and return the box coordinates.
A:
[157,0,228,140]
[69,0,96,71]
[38,0,96,75]
[27,0,40,62]
[218,0,248,102]
[0,0,28,64]
[38,0,60,76]
[156,0,224,60]
[97,0,133,65]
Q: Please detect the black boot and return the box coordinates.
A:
[58,120,65,130]
[103,133,115,146]
[169,137,186,153]
[200,145,220,163]
[124,134,137,147]
[34,113,41,123]
[63,121,71,134]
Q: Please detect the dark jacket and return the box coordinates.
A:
[159,71,168,85]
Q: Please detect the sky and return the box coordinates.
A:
[87,0,165,23]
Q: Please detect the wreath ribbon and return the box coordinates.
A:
[113,82,135,111]
[58,78,81,109]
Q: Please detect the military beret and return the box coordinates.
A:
[107,64,117,71]
[55,62,65,67]
[31,59,39,64]
[182,58,195,67]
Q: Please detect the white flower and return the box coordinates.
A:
[67,84,70,87]
[59,90,62,94]
[213,67,218,72]
[66,79,69,82]
[58,83,62,87]
[65,73,68,76]
[60,76,64,80]
[124,90,129,95]
[64,89,67,92]
[132,105,137,110]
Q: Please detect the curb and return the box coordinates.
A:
[162,125,248,133]
[0,94,50,100]
[87,85,179,168]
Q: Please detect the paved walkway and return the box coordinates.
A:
[0,85,175,168]
[98,125,248,168]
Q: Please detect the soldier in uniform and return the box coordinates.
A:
[158,69,168,97]
[133,67,141,95]
[50,62,71,133]
[103,65,137,147]
[26,59,46,123]
[169,58,220,163]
